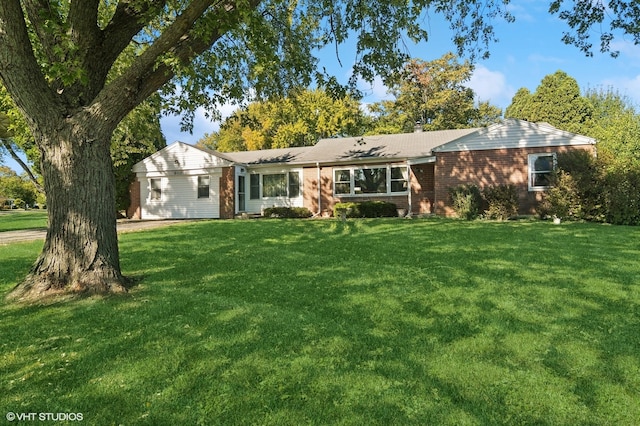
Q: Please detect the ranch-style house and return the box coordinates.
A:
[128,119,596,219]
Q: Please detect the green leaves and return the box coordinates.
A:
[504,71,594,135]
[199,89,367,151]
[368,53,502,133]
[549,0,640,57]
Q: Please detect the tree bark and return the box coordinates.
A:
[6,118,127,301]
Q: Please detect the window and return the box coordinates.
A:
[197,176,210,198]
[150,178,162,201]
[334,166,409,196]
[251,171,302,198]
[250,174,260,199]
[390,167,409,192]
[529,153,556,191]
[262,174,287,197]
[334,169,351,195]
[288,172,300,198]
[354,167,387,194]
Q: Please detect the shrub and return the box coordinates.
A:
[542,171,583,220]
[482,184,519,220]
[448,185,482,220]
[602,164,640,225]
[263,207,312,218]
[333,201,398,218]
[13,198,26,209]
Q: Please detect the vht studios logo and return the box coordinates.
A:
[6,412,84,422]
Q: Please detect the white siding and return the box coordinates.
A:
[433,120,595,153]
[133,142,232,175]
[140,175,220,219]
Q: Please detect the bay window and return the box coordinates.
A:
[334,165,409,196]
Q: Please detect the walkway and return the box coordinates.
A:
[0,220,191,245]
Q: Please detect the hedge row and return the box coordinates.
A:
[541,150,640,225]
[263,207,312,218]
[333,201,398,218]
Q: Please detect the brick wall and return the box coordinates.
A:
[433,145,596,216]
[219,166,235,219]
[303,167,319,215]
[410,164,435,215]
[127,178,141,219]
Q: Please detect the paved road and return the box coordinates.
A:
[0,220,192,245]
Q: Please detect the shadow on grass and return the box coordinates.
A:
[1,219,639,424]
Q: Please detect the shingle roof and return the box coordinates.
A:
[221,146,315,165]
[205,128,481,166]
[306,129,480,164]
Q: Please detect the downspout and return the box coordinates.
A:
[408,166,412,216]
[316,162,322,216]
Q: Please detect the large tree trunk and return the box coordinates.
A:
[6,120,128,301]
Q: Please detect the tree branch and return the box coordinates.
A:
[96,0,249,120]
[0,138,44,193]
[22,0,64,66]
[0,0,63,126]
[68,0,101,50]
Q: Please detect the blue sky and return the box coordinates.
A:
[161,1,640,144]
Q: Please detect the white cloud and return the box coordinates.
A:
[358,75,392,102]
[160,103,239,144]
[468,65,515,108]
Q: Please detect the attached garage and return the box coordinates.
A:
[131,143,233,219]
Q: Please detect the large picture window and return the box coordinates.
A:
[150,178,162,201]
[258,171,302,198]
[354,167,387,194]
[263,174,287,197]
[334,166,409,196]
[197,176,210,198]
[529,153,556,191]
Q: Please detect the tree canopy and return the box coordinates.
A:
[367,54,502,133]
[504,70,594,134]
[198,89,368,152]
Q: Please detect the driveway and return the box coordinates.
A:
[0,219,194,245]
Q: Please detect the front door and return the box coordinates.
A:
[238,175,246,212]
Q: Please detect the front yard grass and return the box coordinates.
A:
[0,210,47,232]
[1,218,639,425]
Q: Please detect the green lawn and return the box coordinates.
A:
[1,218,639,425]
[0,210,48,232]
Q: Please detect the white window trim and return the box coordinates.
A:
[148,178,163,202]
[197,175,211,199]
[333,165,409,196]
[528,153,557,191]
[251,170,303,199]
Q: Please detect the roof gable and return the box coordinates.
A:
[433,119,596,152]
[132,142,233,173]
